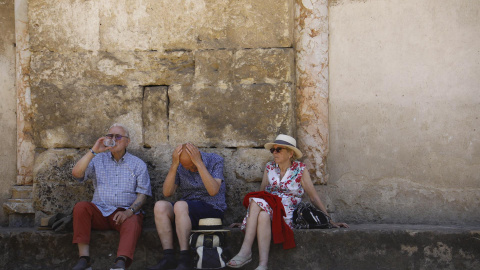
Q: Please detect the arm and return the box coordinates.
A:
[301,170,349,228]
[113,193,147,225]
[185,143,221,196]
[72,136,111,178]
[259,168,269,191]
[163,145,182,197]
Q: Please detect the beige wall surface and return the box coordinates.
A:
[0,0,17,225]
[27,0,295,225]
[328,0,480,225]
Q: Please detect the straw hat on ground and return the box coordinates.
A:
[191,218,230,233]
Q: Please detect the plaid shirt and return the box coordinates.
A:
[77,151,152,216]
[175,151,226,212]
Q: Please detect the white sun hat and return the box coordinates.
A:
[264,134,303,159]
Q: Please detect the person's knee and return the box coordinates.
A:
[124,215,143,233]
[154,201,173,217]
[258,211,271,224]
[173,201,189,216]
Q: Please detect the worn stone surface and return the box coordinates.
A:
[28,0,293,52]
[30,50,195,87]
[1,225,479,269]
[169,83,295,147]
[143,86,169,147]
[31,84,144,149]
[15,0,35,187]
[329,174,480,225]
[233,48,295,85]
[295,0,330,184]
[0,0,17,225]
[194,50,235,87]
[32,149,94,214]
[328,0,480,225]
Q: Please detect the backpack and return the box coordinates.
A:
[190,232,228,269]
[292,202,332,229]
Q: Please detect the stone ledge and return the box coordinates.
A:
[0,224,479,270]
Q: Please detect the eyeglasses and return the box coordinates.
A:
[270,147,285,153]
[105,134,129,141]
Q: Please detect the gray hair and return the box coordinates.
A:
[109,123,130,138]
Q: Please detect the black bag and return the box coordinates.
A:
[190,232,228,269]
[292,202,332,229]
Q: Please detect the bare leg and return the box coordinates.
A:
[173,201,192,251]
[153,201,175,250]
[237,200,263,257]
[256,211,271,267]
[78,243,89,256]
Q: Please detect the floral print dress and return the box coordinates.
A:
[241,161,306,230]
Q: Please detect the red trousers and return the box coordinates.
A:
[72,201,143,264]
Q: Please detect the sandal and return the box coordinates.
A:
[226,253,252,268]
[255,266,268,270]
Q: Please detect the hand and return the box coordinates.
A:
[172,144,183,166]
[184,143,203,167]
[330,221,349,228]
[113,210,132,226]
[91,136,113,154]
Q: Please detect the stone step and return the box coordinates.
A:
[2,199,34,214]
[10,185,33,199]
[0,224,479,270]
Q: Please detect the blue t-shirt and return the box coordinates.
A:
[175,151,226,212]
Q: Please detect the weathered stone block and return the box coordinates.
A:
[7,214,35,228]
[234,48,294,85]
[30,51,194,87]
[194,50,234,87]
[31,83,143,148]
[169,83,294,147]
[225,0,293,48]
[29,0,101,52]
[143,86,168,147]
[33,149,94,215]
[29,0,292,52]
[232,148,272,183]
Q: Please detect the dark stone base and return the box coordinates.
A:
[8,214,35,228]
[0,224,479,270]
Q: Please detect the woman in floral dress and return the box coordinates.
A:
[227,134,348,270]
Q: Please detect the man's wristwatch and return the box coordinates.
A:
[128,207,135,214]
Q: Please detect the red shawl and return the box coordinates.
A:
[243,191,295,249]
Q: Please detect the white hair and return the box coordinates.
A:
[109,123,130,138]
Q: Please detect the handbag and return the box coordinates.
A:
[292,202,332,229]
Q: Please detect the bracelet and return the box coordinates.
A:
[90,148,97,156]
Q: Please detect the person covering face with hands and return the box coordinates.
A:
[147,143,226,270]
[71,123,152,270]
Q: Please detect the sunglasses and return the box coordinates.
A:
[270,147,285,153]
[105,134,129,141]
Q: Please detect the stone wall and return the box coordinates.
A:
[328,0,480,225]
[28,0,295,225]
[0,0,17,226]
